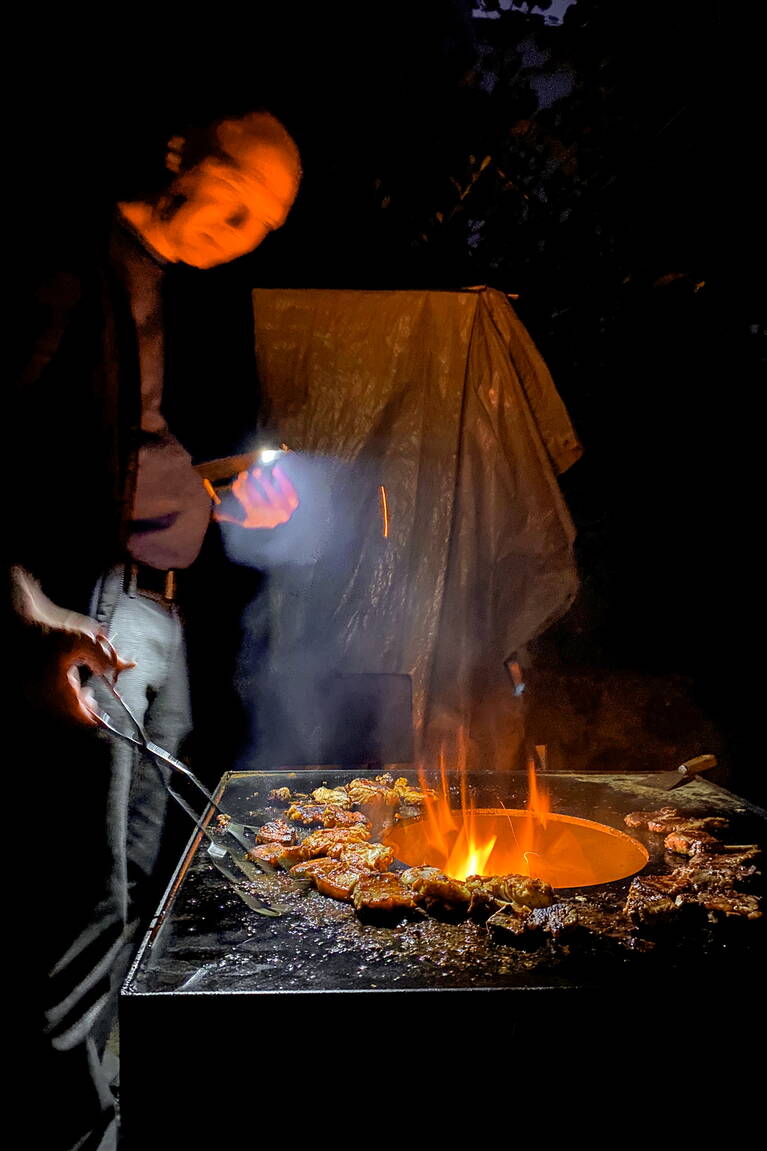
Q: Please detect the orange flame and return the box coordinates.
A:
[390,736,648,887]
[411,733,552,881]
[527,754,550,830]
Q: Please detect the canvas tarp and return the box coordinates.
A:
[238,286,581,769]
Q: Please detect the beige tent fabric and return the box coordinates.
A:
[249,287,581,769]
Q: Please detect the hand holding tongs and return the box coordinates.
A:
[95,677,283,916]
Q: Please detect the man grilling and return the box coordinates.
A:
[10,107,301,1150]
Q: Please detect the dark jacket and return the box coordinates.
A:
[11,226,260,613]
[12,245,141,612]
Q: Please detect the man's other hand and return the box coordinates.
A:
[53,630,135,726]
[11,566,135,726]
[213,464,299,530]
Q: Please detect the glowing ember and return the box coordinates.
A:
[378,484,390,538]
[387,742,648,888]
[202,478,222,505]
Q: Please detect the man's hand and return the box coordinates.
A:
[11,567,135,726]
[213,464,299,530]
[50,630,135,726]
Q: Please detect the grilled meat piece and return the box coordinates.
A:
[647,814,729,834]
[351,872,419,917]
[626,872,690,901]
[664,829,720,856]
[624,873,705,930]
[311,787,352,810]
[488,901,636,950]
[286,802,334,826]
[693,890,762,922]
[624,807,729,836]
[290,853,375,900]
[286,801,371,830]
[673,850,761,892]
[400,867,472,914]
[345,778,401,811]
[330,841,394,872]
[624,807,679,829]
[289,857,341,882]
[315,864,371,902]
[268,787,293,803]
[300,827,371,858]
[529,901,628,941]
[399,866,444,887]
[247,842,284,867]
[276,843,312,868]
[392,778,437,806]
[485,906,545,947]
[627,856,763,927]
[255,819,297,846]
[320,808,371,830]
[465,874,554,913]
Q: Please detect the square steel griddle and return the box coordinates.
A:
[124,767,766,999]
[119,769,766,1146]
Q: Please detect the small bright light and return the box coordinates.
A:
[258,449,281,466]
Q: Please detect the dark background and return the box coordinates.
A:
[11,2,763,801]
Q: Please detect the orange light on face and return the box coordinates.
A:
[120,118,300,271]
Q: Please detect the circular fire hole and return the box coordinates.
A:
[385,809,649,889]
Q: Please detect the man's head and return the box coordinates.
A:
[124,111,301,268]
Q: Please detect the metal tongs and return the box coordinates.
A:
[95,677,283,916]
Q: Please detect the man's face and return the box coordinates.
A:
[163,140,298,269]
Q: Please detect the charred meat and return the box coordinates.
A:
[286,802,335,826]
[311,787,352,810]
[692,889,762,922]
[315,864,372,902]
[392,778,437,806]
[330,841,395,872]
[351,872,420,917]
[485,907,545,947]
[319,808,371,830]
[673,849,761,891]
[247,842,285,867]
[624,807,729,833]
[624,874,705,930]
[255,819,297,846]
[400,867,472,914]
[624,807,679,829]
[276,843,312,868]
[466,874,554,912]
[529,901,633,947]
[299,827,371,857]
[289,857,342,882]
[345,778,400,812]
[485,899,632,951]
[664,829,721,856]
[268,787,293,803]
[286,801,370,830]
[647,814,729,834]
